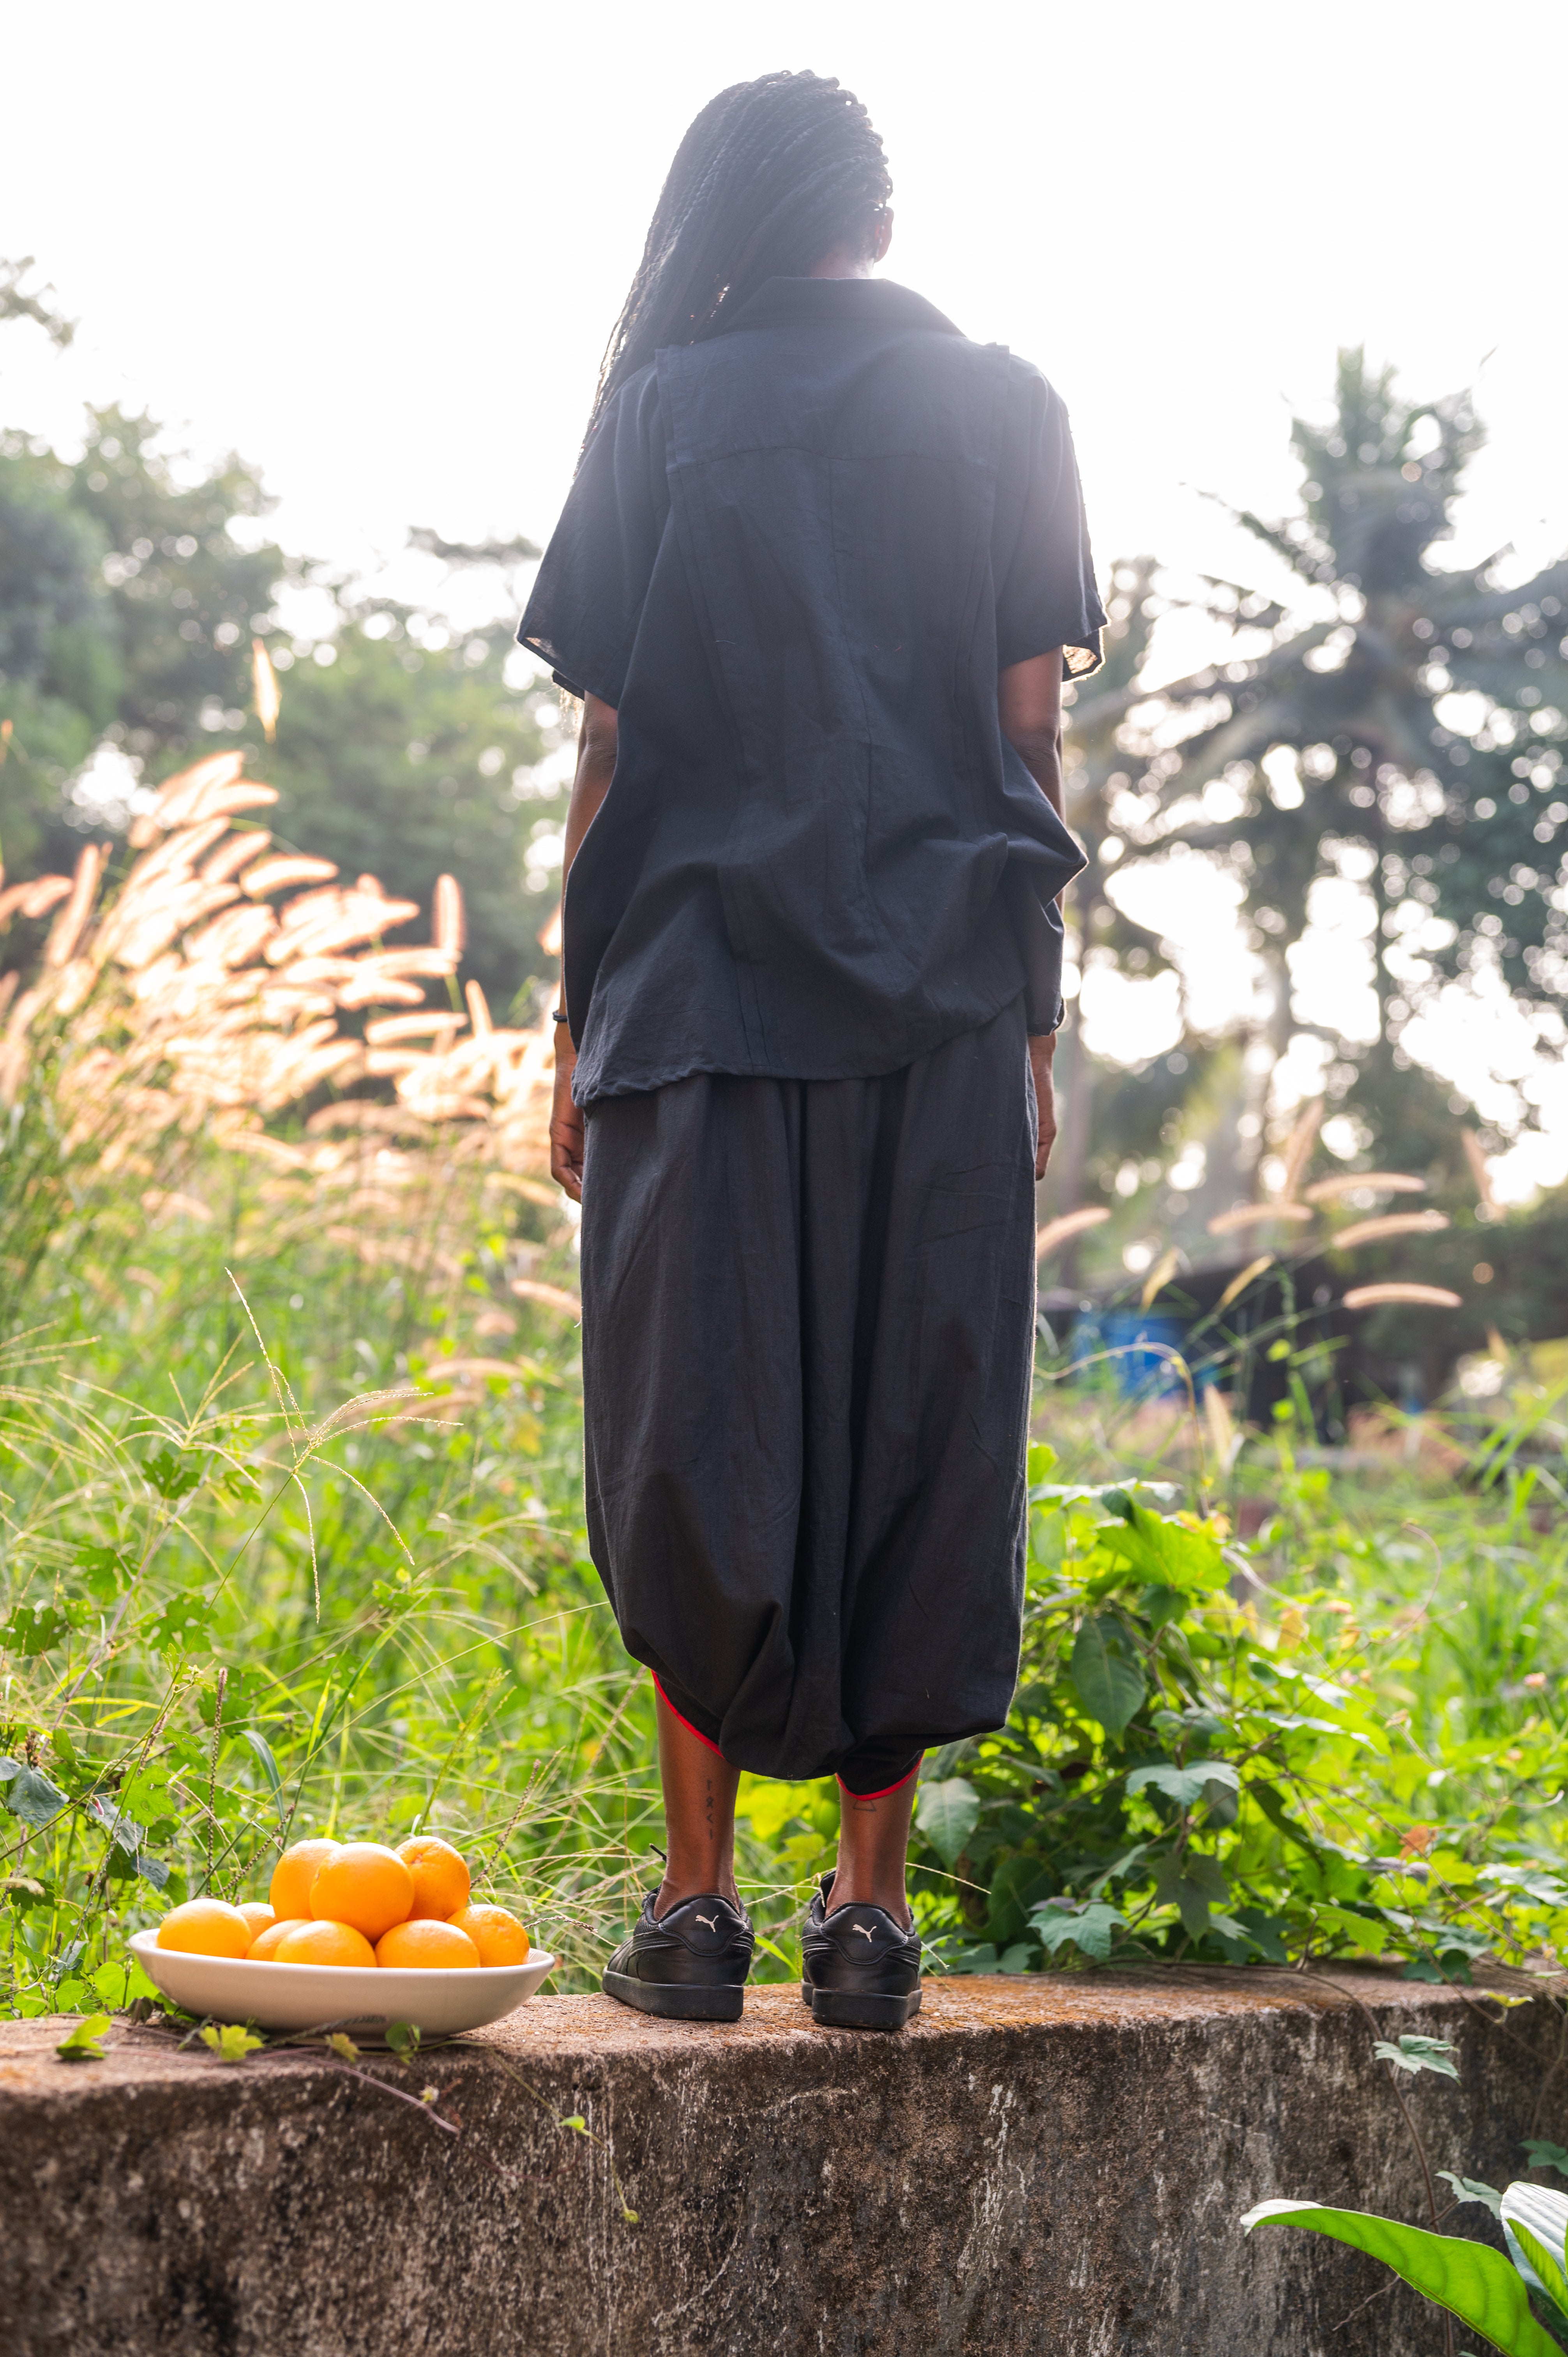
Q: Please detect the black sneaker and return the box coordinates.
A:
[800,1871,922,2030]
[602,1890,754,2022]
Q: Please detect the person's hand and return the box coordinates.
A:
[549,1033,584,1201]
[1029,1032,1058,1181]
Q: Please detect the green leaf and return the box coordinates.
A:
[242,1729,286,1830]
[1128,1759,1240,1810]
[934,1941,1000,1975]
[1524,2144,1568,2182]
[1503,2186,1568,2316]
[143,1445,203,1500]
[384,2020,422,2058]
[144,1590,212,1655]
[1232,1906,1291,1963]
[55,2013,113,2062]
[1440,2174,1504,2219]
[916,1777,980,1869]
[1241,2200,1564,2357]
[1153,1850,1230,1940]
[1,1760,69,1829]
[984,1852,1056,1947]
[74,1545,134,1601]
[1070,1617,1146,1735]
[0,1601,87,1656]
[1375,2034,1459,2080]
[1031,1901,1125,1961]
[1097,1495,1229,1590]
[200,2023,265,2062]
[1251,1780,1323,1859]
[1317,1903,1392,1955]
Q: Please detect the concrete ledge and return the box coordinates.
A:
[0,1970,1557,2355]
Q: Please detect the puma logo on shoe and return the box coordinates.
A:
[853,1923,876,1940]
[694,1912,718,1930]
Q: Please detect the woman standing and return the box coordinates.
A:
[519,70,1102,2028]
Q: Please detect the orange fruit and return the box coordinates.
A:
[375,1919,480,1970]
[309,1842,416,1940]
[157,1898,253,1958]
[238,1901,276,1942]
[273,1919,377,1968]
[448,1903,530,1967]
[269,1838,341,1921]
[247,1916,307,1961]
[397,1835,471,1921]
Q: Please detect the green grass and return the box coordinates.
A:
[4,1150,1567,2017]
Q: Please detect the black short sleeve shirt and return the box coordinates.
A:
[518,276,1103,1103]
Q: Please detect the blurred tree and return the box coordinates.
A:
[1093,349,1568,1186]
[0,378,559,1009]
[0,257,74,347]
[0,407,285,875]
[260,612,562,1017]
[1048,558,1234,1280]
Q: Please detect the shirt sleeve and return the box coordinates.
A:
[992,360,1106,680]
[516,367,667,707]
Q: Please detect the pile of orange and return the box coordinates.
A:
[155,1836,531,1970]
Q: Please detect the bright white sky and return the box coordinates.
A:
[4,0,1566,1191]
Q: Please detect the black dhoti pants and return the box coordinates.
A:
[577,995,1037,1793]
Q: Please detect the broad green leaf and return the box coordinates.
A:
[1070,1617,1145,1735]
[1031,1901,1125,1961]
[385,2020,422,2058]
[145,1590,212,1654]
[143,1445,203,1500]
[1097,1495,1229,1590]
[1127,1759,1240,1810]
[0,1602,86,1656]
[1,1761,69,1829]
[1154,1850,1229,1940]
[1241,2200,1564,2357]
[1376,2034,1458,2080]
[56,2013,112,2062]
[1232,1907,1291,1963]
[1503,2185,1568,2315]
[1250,1780,1323,1858]
[984,1852,1056,1947]
[1523,2143,1568,2181]
[935,1941,1000,1975]
[74,1545,134,1600]
[916,1777,980,1869]
[1316,1903,1392,1954]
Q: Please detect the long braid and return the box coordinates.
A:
[581,72,891,454]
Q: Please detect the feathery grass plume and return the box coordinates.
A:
[1303,1171,1427,1202]
[1333,1210,1451,1249]
[0,758,556,1335]
[251,638,281,744]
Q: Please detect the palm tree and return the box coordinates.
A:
[1070,350,1568,1189]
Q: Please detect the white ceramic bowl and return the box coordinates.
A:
[129,1927,555,2035]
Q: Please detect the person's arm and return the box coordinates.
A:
[549,691,619,1201]
[998,651,1065,1181]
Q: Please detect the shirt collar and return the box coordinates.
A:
[710,276,964,342]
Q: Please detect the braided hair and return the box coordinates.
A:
[582,71,891,451]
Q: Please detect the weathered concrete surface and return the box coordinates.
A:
[0,1969,1560,2356]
